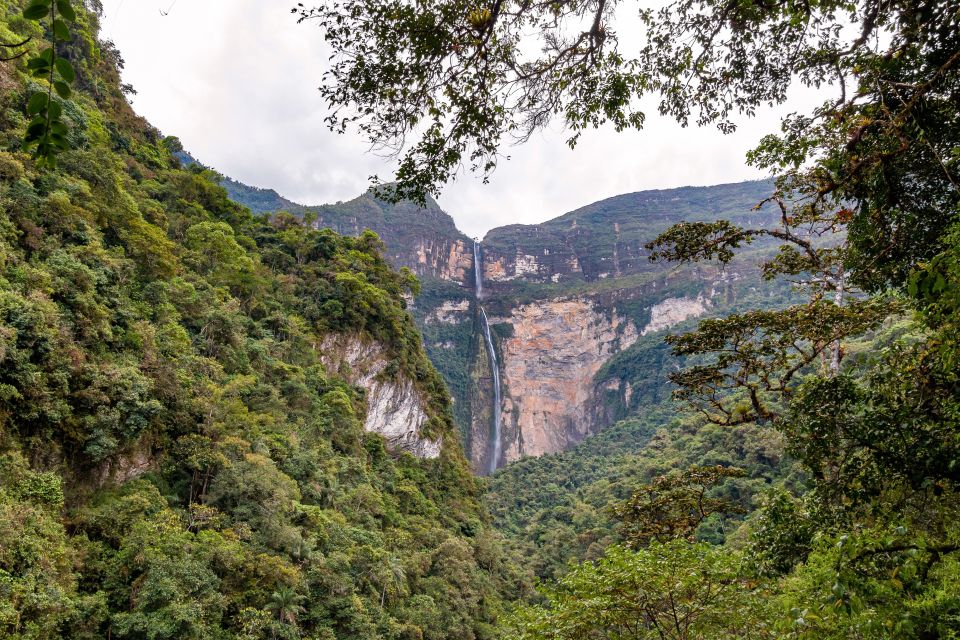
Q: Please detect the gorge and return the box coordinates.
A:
[223,175,790,473]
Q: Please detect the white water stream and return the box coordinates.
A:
[473,242,502,474]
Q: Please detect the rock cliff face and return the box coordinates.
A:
[480,181,778,288]
[456,182,785,470]
[425,300,473,325]
[496,299,638,461]
[642,296,710,335]
[226,178,785,472]
[319,334,443,458]
[309,194,475,284]
[480,226,583,286]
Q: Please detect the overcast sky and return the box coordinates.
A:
[99,0,820,238]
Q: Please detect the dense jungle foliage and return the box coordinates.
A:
[3,0,960,636]
[480,0,960,631]
[487,403,790,580]
[0,2,529,639]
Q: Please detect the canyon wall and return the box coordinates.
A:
[496,299,637,461]
[468,263,767,469]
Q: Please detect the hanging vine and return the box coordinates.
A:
[20,0,78,168]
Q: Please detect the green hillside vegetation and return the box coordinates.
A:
[412,278,477,437]
[487,312,919,581]
[220,177,298,214]
[0,3,527,639]
[176,151,302,215]
[307,194,471,269]
[4,0,959,636]
[487,391,795,580]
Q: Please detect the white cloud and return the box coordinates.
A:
[99,0,823,238]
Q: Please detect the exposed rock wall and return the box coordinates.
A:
[426,300,472,325]
[97,448,154,486]
[412,237,474,283]
[642,295,710,335]
[319,335,442,458]
[495,298,638,461]
[480,225,584,288]
[482,247,582,284]
[479,180,779,287]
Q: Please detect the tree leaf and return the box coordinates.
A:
[23,1,50,20]
[55,57,75,83]
[27,92,48,115]
[53,81,71,99]
[25,119,47,139]
[50,134,70,149]
[27,57,49,70]
[53,18,70,41]
[56,0,76,22]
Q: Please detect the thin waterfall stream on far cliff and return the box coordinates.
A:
[474,242,502,474]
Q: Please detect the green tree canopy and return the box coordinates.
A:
[297,0,959,230]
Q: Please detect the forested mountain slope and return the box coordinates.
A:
[0,2,526,638]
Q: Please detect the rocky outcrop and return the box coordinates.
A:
[479,180,779,287]
[426,300,472,325]
[480,225,584,288]
[97,447,154,486]
[482,248,582,284]
[642,295,710,335]
[413,238,474,283]
[495,298,638,461]
[319,335,442,458]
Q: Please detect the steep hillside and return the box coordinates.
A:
[310,194,475,284]
[0,2,525,638]
[223,187,482,432]
[484,402,797,579]
[177,151,301,214]
[479,181,778,287]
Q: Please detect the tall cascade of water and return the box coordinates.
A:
[474,242,502,474]
[473,241,483,297]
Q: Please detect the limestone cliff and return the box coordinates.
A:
[641,295,710,335]
[319,334,443,458]
[480,180,778,288]
[471,266,771,466]
[495,299,638,460]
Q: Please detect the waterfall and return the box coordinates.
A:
[473,241,483,299]
[479,307,502,474]
[474,242,501,474]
